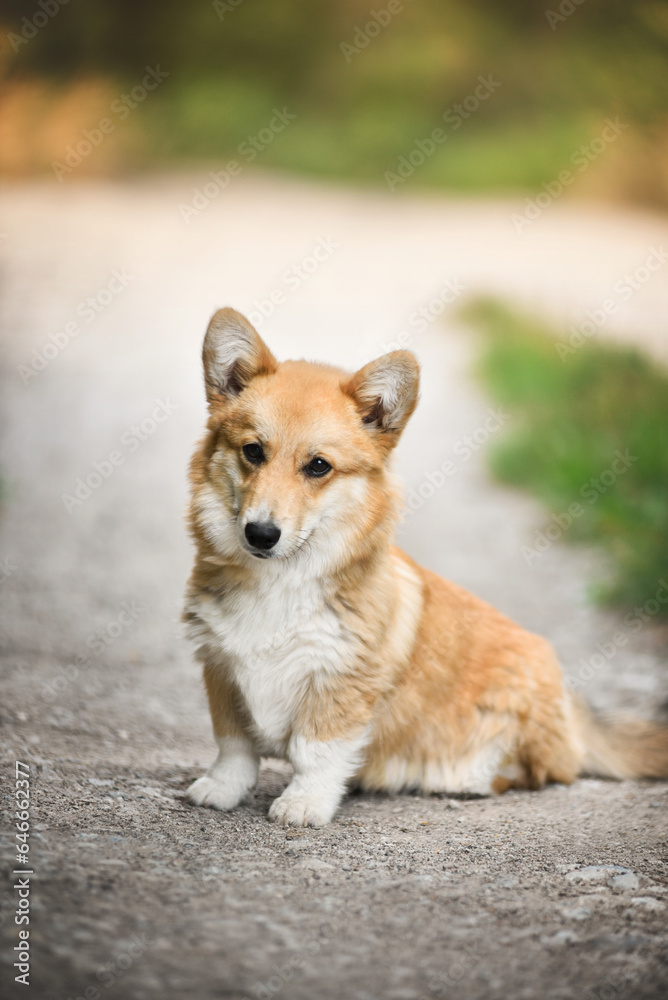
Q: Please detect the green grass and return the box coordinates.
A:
[135,78,601,195]
[460,298,668,611]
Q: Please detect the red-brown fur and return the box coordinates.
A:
[183,308,668,826]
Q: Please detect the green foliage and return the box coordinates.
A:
[3,0,668,198]
[461,297,668,609]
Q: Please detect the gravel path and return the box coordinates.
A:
[1,174,667,1000]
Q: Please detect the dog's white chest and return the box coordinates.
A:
[190,577,348,753]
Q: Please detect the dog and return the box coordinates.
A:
[183,307,668,826]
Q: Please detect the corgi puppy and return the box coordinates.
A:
[183,307,668,826]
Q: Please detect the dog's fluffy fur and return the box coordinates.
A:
[183,307,668,826]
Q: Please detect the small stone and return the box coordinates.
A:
[565,865,629,885]
[560,906,592,921]
[541,930,580,946]
[609,873,640,892]
[445,799,462,810]
[299,858,334,872]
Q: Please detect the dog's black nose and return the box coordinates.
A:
[245,521,281,551]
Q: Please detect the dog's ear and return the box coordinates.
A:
[202,308,277,403]
[343,351,420,444]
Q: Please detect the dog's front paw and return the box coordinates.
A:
[186,774,250,812]
[268,790,337,828]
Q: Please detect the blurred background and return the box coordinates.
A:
[2,0,668,203]
[1,0,667,613]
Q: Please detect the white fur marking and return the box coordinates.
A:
[269,729,371,827]
[186,735,259,811]
[186,572,353,756]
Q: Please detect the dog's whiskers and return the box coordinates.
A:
[287,528,314,560]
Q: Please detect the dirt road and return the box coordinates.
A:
[1,173,667,999]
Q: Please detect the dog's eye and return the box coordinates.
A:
[303,457,332,478]
[242,443,265,465]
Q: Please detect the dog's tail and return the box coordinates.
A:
[571,694,668,779]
